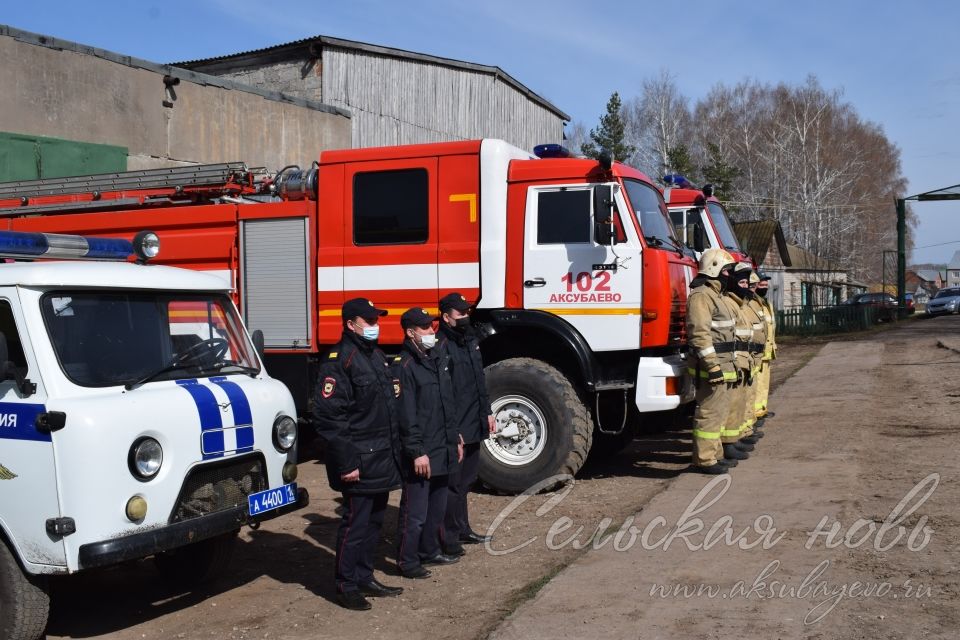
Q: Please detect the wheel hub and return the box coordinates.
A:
[484,395,547,466]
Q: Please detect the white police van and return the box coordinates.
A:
[0,230,306,640]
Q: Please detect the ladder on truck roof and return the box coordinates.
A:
[0,162,264,217]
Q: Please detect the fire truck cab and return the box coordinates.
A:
[662,175,750,264]
[0,231,305,640]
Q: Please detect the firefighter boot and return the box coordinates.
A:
[741,435,759,445]
[734,440,755,452]
[723,443,749,461]
[695,463,729,475]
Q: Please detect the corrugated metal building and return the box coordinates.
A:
[173,36,569,152]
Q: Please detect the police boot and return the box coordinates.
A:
[723,444,749,460]
[337,590,372,611]
[734,440,755,452]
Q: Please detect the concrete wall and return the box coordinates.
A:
[0,27,351,173]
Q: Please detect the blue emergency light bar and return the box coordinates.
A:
[663,174,695,189]
[533,144,573,159]
[0,230,135,261]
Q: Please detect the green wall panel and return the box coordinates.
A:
[0,132,127,181]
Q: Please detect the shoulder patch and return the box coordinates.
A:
[328,351,338,359]
[321,376,336,398]
[393,355,402,363]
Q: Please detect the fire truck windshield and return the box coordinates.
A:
[622,179,683,251]
[706,201,742,252]
[40,291,260,388]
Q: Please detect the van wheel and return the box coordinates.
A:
[154,530,238,585]
[479,358,592,494]
[0,540,50,640]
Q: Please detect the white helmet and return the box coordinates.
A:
[698,248,736,278]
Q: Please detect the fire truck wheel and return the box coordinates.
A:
[479,358,592,494]
[0,539,50,640]
[589,422,639,460]
[154,530,239,585]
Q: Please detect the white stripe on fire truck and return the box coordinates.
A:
[316,263,479,292]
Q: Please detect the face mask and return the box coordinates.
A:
[756,288,768,298]
[360,325,380,342]
[419,333,437,349]
[454,316,471,331]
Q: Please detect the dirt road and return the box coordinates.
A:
[46,315,960,639]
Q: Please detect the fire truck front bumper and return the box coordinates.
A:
[77,487,309,570]
[634,354,694,413]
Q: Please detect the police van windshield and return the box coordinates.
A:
[622,179,683,251]
[40,291,260,388]
[706,201,742,253]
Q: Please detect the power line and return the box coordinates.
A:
[915,239,960,249]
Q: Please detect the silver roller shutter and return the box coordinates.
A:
[240,218,312,349]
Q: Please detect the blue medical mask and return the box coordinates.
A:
[361,325,380,342]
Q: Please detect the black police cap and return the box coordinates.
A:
[439,292,471,314]
[342,297,387,322]
[400,307,438,329]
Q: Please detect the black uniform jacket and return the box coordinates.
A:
[396,338,460,478]
[437,323,492,444]
[311,331,402,494]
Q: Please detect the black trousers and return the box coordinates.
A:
[335,491,389,593]
[397,474,449,571]
[444,442,481,545]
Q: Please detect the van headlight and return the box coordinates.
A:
[273,415,297,452]
[129,437,163,480]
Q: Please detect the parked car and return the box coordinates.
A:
[840,292,898,322]
[904,292,916,314]
[926,287,960,316]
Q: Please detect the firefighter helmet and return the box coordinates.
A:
[749,271,760,284]
[698,248,736,278]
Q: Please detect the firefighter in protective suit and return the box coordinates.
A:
[754,273,777,423]
[686,248,740,474]
[721,263,758,458]
[739,271,768,440]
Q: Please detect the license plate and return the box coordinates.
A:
[248,483,298,516]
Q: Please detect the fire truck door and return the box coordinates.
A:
[0,292,66,568]
[523,185,643,352]
[342,159,439,316]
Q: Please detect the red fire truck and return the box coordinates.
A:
[662,175,752,265]
[0,140,696,493]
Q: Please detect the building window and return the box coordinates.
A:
[353,169,429,245]
[537,190,591,244]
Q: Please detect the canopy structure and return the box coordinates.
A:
[896,184,960,315]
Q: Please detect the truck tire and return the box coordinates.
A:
[0,540,50,640]
[479,358,592,494]
[154,530,238,585]
[588,422,639,460]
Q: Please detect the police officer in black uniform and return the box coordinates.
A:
[395,307,463,579]
[437,293,494,553]
[311,298,403,611]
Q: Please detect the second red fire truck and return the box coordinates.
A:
[1,139,697,493]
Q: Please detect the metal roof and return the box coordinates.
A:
[171,34,570,121]
[732,219,792,267]
[1,24,350,118]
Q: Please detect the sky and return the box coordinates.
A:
[4,0,960,265]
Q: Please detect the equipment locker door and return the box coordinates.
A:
[0,291,66,569]
[522,184,644,352]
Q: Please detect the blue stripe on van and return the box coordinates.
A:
[176,379,224,459]
[209,377,254,453]
[0,403,50,442]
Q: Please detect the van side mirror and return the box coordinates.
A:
[0,332,36,397]
[593,185,615,246]
[251,329,265,359]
